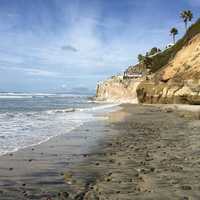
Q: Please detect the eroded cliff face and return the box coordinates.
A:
[137,33,200,105]
[95,76,142,103]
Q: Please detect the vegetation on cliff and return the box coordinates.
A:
[137,17,200,105]
[129,13,197,74]
[149,17,199,73]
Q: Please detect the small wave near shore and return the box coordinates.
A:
[0,93,119,156]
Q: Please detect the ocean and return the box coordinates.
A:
[0,93,117,156]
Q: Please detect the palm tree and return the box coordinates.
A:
[170,27,178,44]
[180,10,188,30]
[187,10,193,23]
[180,10,193,30]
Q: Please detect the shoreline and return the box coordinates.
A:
[0,122,84,158]
[0,105,120,200]
[0,103,120,157]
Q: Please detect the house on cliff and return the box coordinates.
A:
[123,71,143,79]
[123,63,149,79]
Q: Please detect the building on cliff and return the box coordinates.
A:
[123,71,143,79]
[123,62,149,80]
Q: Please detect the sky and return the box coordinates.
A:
[0,0,199,92]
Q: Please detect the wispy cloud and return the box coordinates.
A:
[0,65,60,77]
[61,45,78,52]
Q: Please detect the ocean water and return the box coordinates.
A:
[0,93,117,156]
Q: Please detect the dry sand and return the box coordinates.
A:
[0,104,200,200]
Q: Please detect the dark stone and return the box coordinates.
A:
[75,192,85,200]
[62,192,69,198]
[182,197,190,200]
[181,185,192,190]
[150,167,155,172]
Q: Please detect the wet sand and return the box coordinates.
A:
[0,118,118,200]
[0,104,200,200]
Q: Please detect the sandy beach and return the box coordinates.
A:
[0,104,200,200]
[0,117,118,200]
[1,1,200,200]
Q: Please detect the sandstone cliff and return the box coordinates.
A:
[137,32,200,105]
[95,76,142,103]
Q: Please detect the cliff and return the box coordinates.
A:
[95,76,142,103]
[96,19,200,105]
[137,20,200,105]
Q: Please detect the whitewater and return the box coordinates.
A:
[0,93,119,156]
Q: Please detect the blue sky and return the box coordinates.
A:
[0,0,199,92]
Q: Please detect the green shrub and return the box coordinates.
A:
[149,18,200,73]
